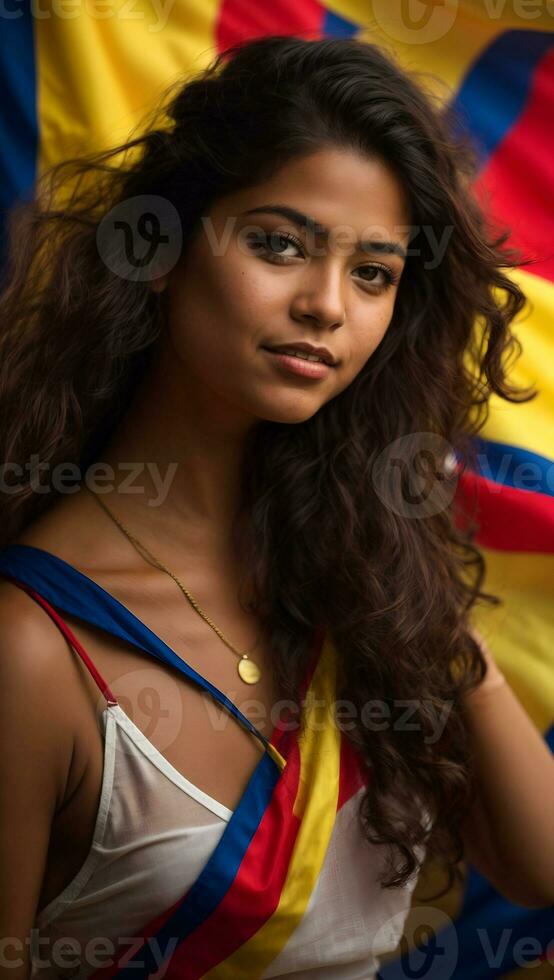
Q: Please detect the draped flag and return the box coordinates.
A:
[0,1,552,976]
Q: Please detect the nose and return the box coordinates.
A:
[290,262,346,329]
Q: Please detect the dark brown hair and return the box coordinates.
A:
[0,35,536,896]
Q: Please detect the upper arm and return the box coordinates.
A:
[461,792,553,909]
[0,584,76,979]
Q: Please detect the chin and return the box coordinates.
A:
[256,400,324,426]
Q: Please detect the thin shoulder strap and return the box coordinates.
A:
[0,544,324,767]
[1,574,119,706]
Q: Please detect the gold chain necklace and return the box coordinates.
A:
[85,486,262,685]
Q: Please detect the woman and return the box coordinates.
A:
[0,34,552,980]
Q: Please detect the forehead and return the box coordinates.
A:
[215,146,412,249]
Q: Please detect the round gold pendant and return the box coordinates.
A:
[238,656,261,684]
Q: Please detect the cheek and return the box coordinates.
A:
[176,244,274,332]
[229,252,288,324]
[164,262,258,374]
[349,303,395,364]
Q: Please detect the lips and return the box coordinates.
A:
[263,347,332,379]
[263,344,336,366]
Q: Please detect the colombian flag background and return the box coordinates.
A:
[0,1,553,976]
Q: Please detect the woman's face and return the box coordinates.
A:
[154,146,411,427]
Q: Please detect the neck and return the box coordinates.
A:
[89,335,258,561]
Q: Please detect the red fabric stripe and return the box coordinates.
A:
[454,467,554,553]
[474,48,554,283]
[216,0,324,53]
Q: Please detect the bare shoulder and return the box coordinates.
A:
[0,579,78,807]
[0,580,80,971]
[0,488,121,801]
[0,575,64,650]
[0,576,60,656]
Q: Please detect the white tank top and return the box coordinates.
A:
[31,697,423,980]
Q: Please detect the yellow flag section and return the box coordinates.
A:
[474,268,554,460]
[35,0,221,173]
[471,549,554,734]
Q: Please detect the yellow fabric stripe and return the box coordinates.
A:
[470,547,554,733]
[476,269,554,460]
[205,634,341,978]
[35,0,220,174]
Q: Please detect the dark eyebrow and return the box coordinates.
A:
[242,204,407,260]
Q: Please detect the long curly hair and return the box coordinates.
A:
[0,35,537,897]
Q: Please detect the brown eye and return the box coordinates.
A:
[355,265,399,292]
[247,232,304,259]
